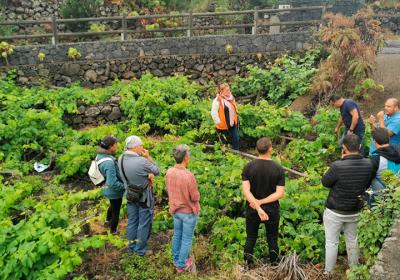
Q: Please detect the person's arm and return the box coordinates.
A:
[380,112,399,137]
[242,180,268,221]
[188,173,200,202]
[259,186,285,205]
[211,98,221,125]
[141,150,160,176]
[348,108,359,133]
[335,116,343,133]
[144,159,160,176]
[369,115,376,132]
[103,162,125,192]
[321,164,338,189]
[370,156,379,177]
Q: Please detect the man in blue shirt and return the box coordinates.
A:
[330,95,365,144]
[369,98,400,154]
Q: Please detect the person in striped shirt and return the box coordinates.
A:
[165,144,200,273]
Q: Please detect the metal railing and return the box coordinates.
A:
[0,6,325,45]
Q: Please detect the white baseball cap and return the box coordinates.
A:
[125,135,143,149]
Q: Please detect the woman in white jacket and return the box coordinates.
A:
[210,83,240,150]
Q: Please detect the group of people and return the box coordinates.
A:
[242,95,400,274]
[93,88,400,275]
[95,135,199,273]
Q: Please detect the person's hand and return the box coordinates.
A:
[347,130,354,135]
[334,126,340,134]
[148,173,154,188]
[257,208,269,221]
[341,148,347,159]
[369,115,376,126]
[141,148,150,159]
[377,111,384,121]
[250,199,260,210]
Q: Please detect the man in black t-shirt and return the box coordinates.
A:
[330,95,365,144]
[241,137,285,265]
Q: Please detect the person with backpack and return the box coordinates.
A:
[165,144,200,273]
[321,134,375,275]
[94,135,125,234]
[119,135,160,256]
[369,98,400,155]
[211,83,240,150]
[368,128,400,204]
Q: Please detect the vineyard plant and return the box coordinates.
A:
[0,49,398,279]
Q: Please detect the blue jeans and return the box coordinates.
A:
[366,178,385,207]
[172,213,198,269]
[126,202,153,256]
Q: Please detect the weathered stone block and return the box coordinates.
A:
[85,107,101,117]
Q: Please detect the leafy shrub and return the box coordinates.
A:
[211,217,246,265]
[67,48,81,60]
[89,23,106,32]
[312,8,385,99]
[61,0,103,31]
[349,172,400,279]
[232,51,318,106]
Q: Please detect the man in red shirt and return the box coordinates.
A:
[165,144,200,273]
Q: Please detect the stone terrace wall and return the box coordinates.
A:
[370,218,400,280]
[0,32,313,87]
[376,8,400,35]
[63,95,123,128]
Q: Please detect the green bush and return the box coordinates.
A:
[232,51,318,106]
[60,0,103,31]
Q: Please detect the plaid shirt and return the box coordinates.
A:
[165,166,200,214]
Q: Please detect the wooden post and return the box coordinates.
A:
[319,5,326,31]
[252,6,258,35]
[51,16,58,45]
[187,11,193,37]
[122,13,127,41]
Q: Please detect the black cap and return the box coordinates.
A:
[100,135,118,149]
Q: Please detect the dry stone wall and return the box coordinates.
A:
[0,32,314,87]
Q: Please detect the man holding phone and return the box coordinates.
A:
[241,137,285,266]
[119,135,160,256]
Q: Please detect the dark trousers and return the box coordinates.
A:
[218,125,240,150]
[229,125,240,150]
[244,208,280,264]
[106,198,122,233]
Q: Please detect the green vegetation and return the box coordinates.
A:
[0,43,397,278]
[61,0,104,31]
[232,51,319,105]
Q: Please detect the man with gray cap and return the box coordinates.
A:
[119,135,160,256]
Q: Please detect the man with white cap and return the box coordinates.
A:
[118,135,160,256]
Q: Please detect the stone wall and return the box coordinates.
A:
[63,95,123,128]
[0,32,313,87]
[282,0,365,16]
[375,8,400,35]
[370,218,400,280]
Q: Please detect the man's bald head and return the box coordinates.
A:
[384,98,399,116]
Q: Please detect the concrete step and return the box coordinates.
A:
[385,40,400,48]
[381,47,400,54]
